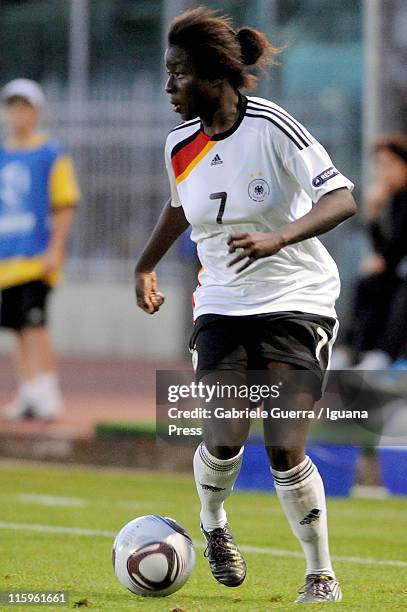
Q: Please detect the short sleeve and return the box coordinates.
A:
[165,141,182,208]
[283,141,354,203]
[49,154,81,208]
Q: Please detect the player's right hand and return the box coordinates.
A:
[135,271,165,314]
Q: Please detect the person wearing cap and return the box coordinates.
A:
[0,78,80,420]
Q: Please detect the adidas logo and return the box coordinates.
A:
[200,483,226,492]
[210,154,223,166]
[300,508,322,525]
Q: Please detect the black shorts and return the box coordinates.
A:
[189,312,337,399]
[0,281,51,331]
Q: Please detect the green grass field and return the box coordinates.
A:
[0,460,406,611]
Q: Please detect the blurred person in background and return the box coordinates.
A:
[332,135,407,369]
[0,79,80,420]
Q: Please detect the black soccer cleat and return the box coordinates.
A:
[201,523,246,587]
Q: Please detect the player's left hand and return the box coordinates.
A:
[227,231,285,272]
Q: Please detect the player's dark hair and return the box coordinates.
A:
[168,6,279,90]
[374,134,407,165]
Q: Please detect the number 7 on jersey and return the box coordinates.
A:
[210,191,227,224]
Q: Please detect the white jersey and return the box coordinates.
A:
[165,94,354,319]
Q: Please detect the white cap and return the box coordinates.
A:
[1,79,45,108]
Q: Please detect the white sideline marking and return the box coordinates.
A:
[0,522,115,538]
[18,494,87,507]
[0,521,406,568]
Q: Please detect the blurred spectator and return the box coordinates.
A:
[0,79,80,420]
[333,134,407,369]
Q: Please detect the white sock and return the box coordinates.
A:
[193,442,244,532]
[271,456,335,577]
[22,372,63,415]
[20,379,38,404]
[36,372,61,396]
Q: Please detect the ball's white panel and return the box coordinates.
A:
[139,553,169,582]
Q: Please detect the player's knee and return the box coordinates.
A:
[266,446,305,471]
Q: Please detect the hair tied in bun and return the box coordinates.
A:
[237,28,265,66]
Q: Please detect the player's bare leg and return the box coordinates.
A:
[193,371,248,587]
[3,326,63,420]
[17,326,56,376]
[264,362,341,603]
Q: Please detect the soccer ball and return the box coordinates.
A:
[112,514,196,597]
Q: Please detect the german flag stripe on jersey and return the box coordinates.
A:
[171,130,216,185]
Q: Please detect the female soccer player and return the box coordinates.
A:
[136,8,356,603]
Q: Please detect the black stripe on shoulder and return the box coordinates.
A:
[268,104,314,145]
[170,127,201,159]
[169,119,200,133]
[247,104,311,149]
[246,113,305,150]
[248,99,313,145]
[248,100,312,144]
